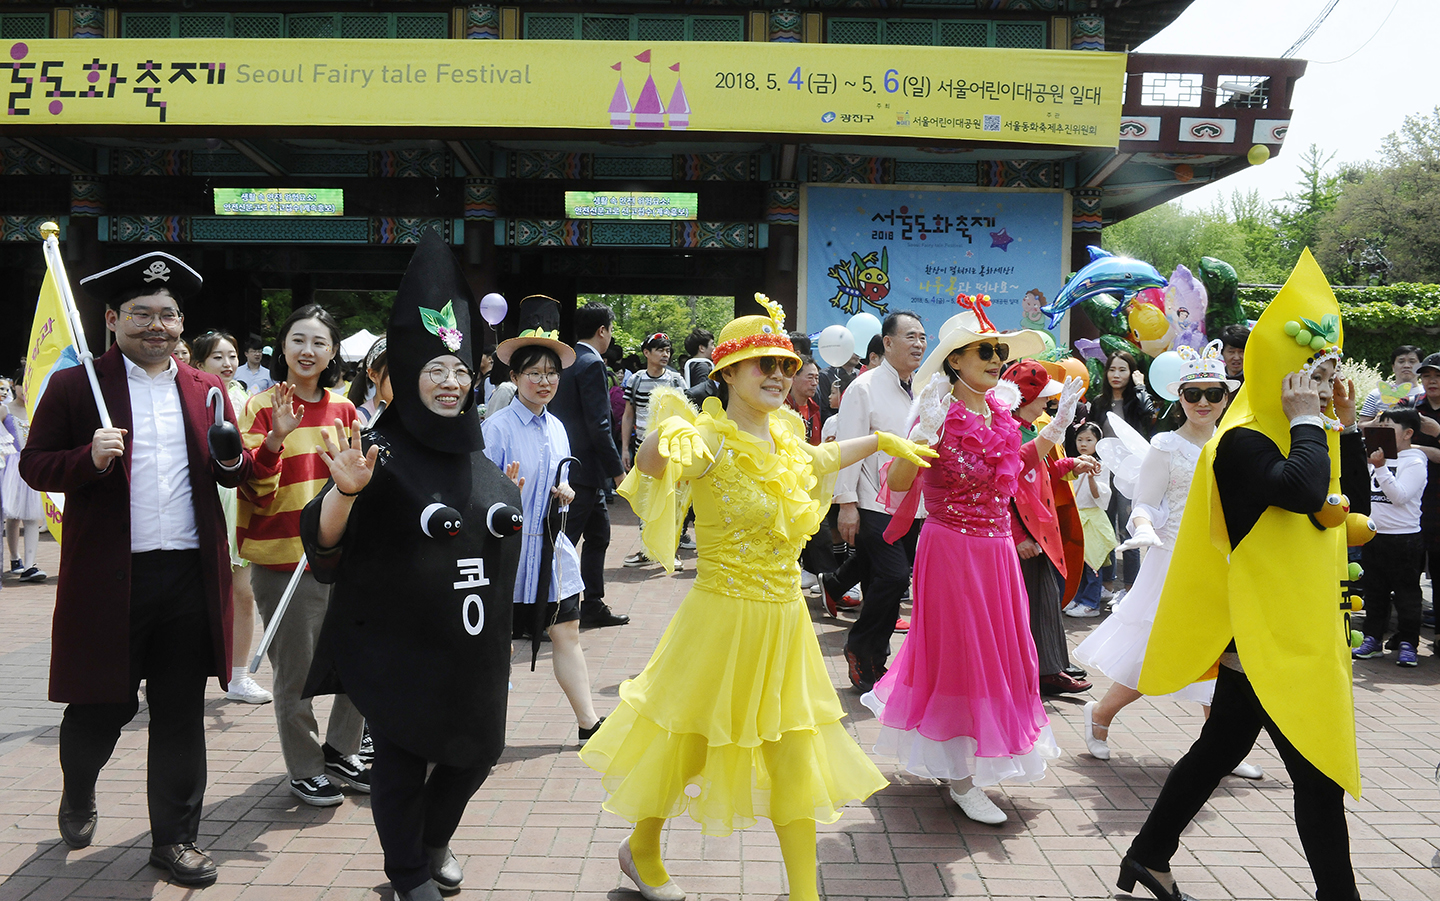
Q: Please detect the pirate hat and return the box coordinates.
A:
[80,252,202,306]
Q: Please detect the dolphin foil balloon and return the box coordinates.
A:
[1041,246,1168,329]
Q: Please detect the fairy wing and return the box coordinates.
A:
[1096,411,1150,500]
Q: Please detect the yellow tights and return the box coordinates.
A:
[627,817,818,901]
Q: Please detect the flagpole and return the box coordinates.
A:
[38,222,111,429]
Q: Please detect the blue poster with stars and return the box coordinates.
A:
[800,185,1068,340]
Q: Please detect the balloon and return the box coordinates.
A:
[1059,356,1090,392]
[1037,331,1057,355]
[1146,350,1184,402]
[847,312,882,355]
[816,325,856,368]
[1248,144,1270,166]
[1132,286,1166,313]
[479,292,508,326]
[1073,337,1106,361]
[1040,246,1168,329]
[1165,264,1210,353]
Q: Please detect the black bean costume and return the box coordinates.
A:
[301,231,522,899]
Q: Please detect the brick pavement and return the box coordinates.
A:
[0,513,1438,900]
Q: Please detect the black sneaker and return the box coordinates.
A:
[19,566,46,583]
[289,774,343,807]
[357,726,374,768]
[578,716,606,744]
[323,743,372,792]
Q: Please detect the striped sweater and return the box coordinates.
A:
[238,385,356,571]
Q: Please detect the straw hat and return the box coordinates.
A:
[914,295,1049,385]
[708,294,802,380]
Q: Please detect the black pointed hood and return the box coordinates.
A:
[378,230,484,453]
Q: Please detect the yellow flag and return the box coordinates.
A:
[22,268,80,545]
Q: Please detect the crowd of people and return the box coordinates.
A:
[23,240,1426,901]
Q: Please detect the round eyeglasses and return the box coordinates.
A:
[422,366,474,386]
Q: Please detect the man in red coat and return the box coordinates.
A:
[21,252,280,886]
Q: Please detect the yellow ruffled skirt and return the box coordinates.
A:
[579,584,889,835]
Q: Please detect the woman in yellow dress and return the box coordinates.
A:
[581,299,934,901]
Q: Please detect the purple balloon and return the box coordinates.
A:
[479,293,507,326]
[1073,338,1106,361]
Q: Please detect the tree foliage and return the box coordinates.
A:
[581,294,734,357]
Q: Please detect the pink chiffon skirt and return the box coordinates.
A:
[862,520,1058,785]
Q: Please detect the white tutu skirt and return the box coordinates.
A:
[0,457,43,522]
[1073,546,1215,705]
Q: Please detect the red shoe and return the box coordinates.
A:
[821,576,841,618]
[837,593,862,609]
[894,617,910,633]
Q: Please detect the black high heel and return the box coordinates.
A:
[1117,856,1194,901]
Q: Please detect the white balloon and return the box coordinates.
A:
[816,325,856,368]
[479,292,508,326]
[847,312,883,354]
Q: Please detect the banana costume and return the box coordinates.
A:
[1137,248,1359,799]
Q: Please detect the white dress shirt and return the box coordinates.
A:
[833,359,923,515]
[124,354,200,552]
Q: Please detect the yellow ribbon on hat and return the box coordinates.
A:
[1139,249,1359,798]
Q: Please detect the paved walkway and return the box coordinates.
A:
[1,511,1438,901]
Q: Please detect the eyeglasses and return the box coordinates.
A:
[422,366,474,386]
[122,308,183,328]
[754,356,802,378]
[967,342,1009,362]
[519,369,559,384]
[1180,386,1227,403]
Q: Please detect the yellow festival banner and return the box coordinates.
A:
[4,39,1126,146]
[22,268,78,544]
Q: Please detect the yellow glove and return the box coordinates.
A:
[875,431,939,468]
[655,416,713,468]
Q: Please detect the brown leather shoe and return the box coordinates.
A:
[1040,672,1093,695]
[149,842,218,886]
[58,791,97,849]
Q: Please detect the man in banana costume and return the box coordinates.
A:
[1120,250,1364,901]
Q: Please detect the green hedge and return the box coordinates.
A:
[1239,283,1440,367]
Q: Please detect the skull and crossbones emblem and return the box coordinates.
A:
[141,261,171,283]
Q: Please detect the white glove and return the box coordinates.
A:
[1117,519,1161,552]
[1038,376,1085,445]
[908,372,954,444]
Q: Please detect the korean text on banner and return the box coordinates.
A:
[4,39,1126,148]
[23,268,78,543]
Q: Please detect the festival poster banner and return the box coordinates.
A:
[800,185,1068,340]
[3,39,1124,147]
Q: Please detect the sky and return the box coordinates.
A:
[1137,0,1435,209]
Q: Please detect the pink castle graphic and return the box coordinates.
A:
[607,51,688,131]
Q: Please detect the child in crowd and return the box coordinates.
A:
[0,379,45,583]
[1354,408,1429,666]
[1065,421,1116,618]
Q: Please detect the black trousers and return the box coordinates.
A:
[1361,531,1425,648]
[58,550,212,846]
[563,484,610,606]
[369,729,492,892]
[844,510,921,669]
[1129,665,1356,901]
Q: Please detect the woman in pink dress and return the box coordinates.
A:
[862,300,1079,825]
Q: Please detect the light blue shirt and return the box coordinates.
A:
[481,401,585,606]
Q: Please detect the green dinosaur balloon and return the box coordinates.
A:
[1078,294,1130,339]
[1199,256,1245,339]
[1099,334,1151,370]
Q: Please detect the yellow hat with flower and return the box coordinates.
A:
[708,294,803,380]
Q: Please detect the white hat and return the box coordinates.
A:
[914,296,1050,386]
[1168,339,1241,396]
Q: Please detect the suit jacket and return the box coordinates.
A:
[21,345,261,704]
[550,342,622,489]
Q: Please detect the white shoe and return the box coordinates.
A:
[1064,603,1101,618]
[949,785,1007,825]
[677,534,696,551]
[1083,701,1111,760]
[1231,760,1264,779]
[1099,586,1115,601]
[1107,589,1127,610]
[800,571,819,590]
[618,837,686,901]
[226,674,274,704]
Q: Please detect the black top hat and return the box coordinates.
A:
[495,295,575,368]
[375,230,483,453]
[80,252,202,307]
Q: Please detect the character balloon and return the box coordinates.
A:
[1040,246,1168,329]
[479,293,508,327]
[817,324,856,368]
[1165,264,1210,352]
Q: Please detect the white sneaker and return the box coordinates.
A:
[1099,586,1115,601]
[949,785,1007,825]
[1083,701,1111,760]
[1064,603,1101,618]
[226,674,274,704]
[800,571,819,590]
[677,534,696,551]
[1107,589,1127,610]
[1231,760,1264,779]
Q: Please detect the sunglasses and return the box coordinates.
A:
[1180,386,1227,404]
[754,355,802,378]
[967,342,1010,362]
